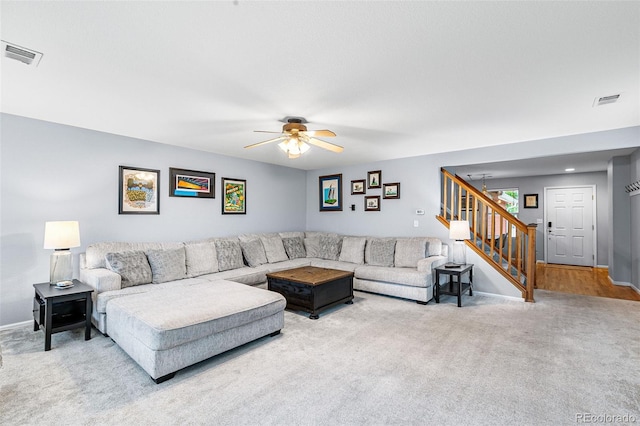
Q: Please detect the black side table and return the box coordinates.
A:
[33,280,94,351]
[434,264,474,307]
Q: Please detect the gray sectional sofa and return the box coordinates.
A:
[79,231,447,382]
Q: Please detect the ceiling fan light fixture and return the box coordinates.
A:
[278,137,310,159]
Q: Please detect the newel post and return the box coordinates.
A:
[525,223,537,302]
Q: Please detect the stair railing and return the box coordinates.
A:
[437,168,536,302]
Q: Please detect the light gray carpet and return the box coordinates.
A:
[1,290,638,425]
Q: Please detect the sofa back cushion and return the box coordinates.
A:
[105,251,152,288]
[339,236,366,264]
[304,237,321,258]
[240,239,268,267]
[145,247,187,284]
[394,238,427,268]
[365,238,396,267]
[184,241,218,277]
[425,238,443,257]
[282,237,306,259]
[215,238,245,271]
[85,241,183,269]
[279,231,305,239]
[260,235,289,263]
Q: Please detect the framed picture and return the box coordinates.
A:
[524,194,538,208]
[222,177,246,214]
[169,167,215,198]
[119,166,160,214]
[319,174,343,211]
[351,179,366,195]
[383,182,400,199]
[367,170,382,189]
[365,195,380,211]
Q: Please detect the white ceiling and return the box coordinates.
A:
[1,1,638,171]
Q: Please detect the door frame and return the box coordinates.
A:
[543,185,597,266]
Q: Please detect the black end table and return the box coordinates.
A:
[434,264,474,307]
[33,280,94,351]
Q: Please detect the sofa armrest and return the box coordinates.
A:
[79,267,122,293]
[417,255,448,273]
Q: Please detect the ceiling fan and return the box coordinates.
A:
[244,117,343,159]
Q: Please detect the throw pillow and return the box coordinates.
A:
[394,238,427,268]
[240,239,268,267]
[184,241,218,277]
[214,238,244,272]
[145,247,187,284]
[260,235,289,263]
[338,236,366,264]
[365,238,396,267]
[318,235,342,260]
[105,251,152,288]
[425,238,443,257]
[304,237,321,258]
[282,237,306,259]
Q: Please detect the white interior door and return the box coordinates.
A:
[545,186,595,266]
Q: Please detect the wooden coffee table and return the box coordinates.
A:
[266,266,354,319]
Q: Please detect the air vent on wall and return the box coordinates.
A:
[1,40,43,66]
[593,93,621,107]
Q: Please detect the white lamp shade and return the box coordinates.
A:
[44,221,81,249]
[449,220,470,241]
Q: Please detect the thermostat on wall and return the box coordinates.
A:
[415,209,425,215]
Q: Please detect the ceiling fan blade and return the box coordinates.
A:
[304,137,344,153]
[302,129,336,137]
[244,136,287,149]
[253,130,284,134]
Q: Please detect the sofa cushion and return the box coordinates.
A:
[86,242,183,269]
[355,265,431,288]
[145,247,187,284]
[215,238,245,272]
[365,238,396,267]
[426,238,443,257]
[105,251,152,288]
[184,241,218,277]
[279,231,305,239]
[394,238,427,268]
[304,237,321,258]
[259,235,289,263]
[338,236,366,264]
[240,239,268,267]
[318,235,342,260]
[282,237,306,259]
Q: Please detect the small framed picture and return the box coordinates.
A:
[365,195,380,211]
[222,177,246,214]
[319,174,343,211]
[119,166,160,214]
[383,182,400,199]
[169,168,215,198]
[524,194,538,209]
[367,170,382,189]
[351,179,366,195]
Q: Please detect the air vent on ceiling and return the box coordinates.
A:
[593,93,621,107]
[1,40,43,66]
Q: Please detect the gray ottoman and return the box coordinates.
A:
[106,280,286,383]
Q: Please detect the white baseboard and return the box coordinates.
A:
[608,276,632,287]
[473,291,524,302]
[0,320,32,331]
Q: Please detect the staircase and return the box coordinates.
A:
[437,168,536,302]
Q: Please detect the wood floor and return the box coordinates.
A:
[535,263,640,302]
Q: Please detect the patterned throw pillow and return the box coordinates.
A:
[145,247,187,284]
[260,235,289,263]
[365,238,396,267]
[318,235,342,261]
[105,251,152,288]
[338,236,366,264]
[214,239,245,272]
[240,239,268,267]
[282,237,306,259]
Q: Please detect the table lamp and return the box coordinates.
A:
[449,220,470,266]
[44,221,81,286]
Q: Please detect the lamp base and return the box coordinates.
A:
[50,250,73,285]
[451,241,467,266]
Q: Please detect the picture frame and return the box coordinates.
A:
[523,193,538,208]
[169,167,215,198]
[119,166,160,214]
[383,182,400,199]
[365,195,380,211]
[319,174,343,211]
[222,177,246,214]
[351,179,366,195]
[367,170,382,189]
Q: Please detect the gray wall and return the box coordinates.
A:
[630,149,640,292]
[608,156,631,283]
[471,172,608,265]
[0,114,307,326]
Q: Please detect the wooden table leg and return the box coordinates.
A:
[457,273,462,308]
[44,299,53,351]
[85,295,92,341]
